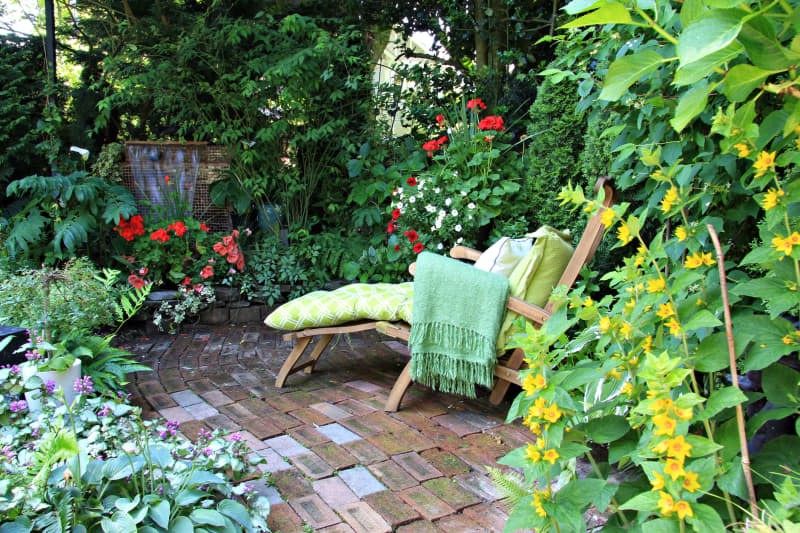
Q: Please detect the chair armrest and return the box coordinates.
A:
[508,296,551,325]
[450,245,482,262]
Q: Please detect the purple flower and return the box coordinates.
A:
[198,428,212,442]
[73,376,94,395]
[9,400,26,413]
[24,350,42,361]
[44,380,56,395]
[98,404,111,417]
[241,483,253,493]
[1,445,16,461]
[32,427,39,438]
[160,420,180,439]
[202,447,213,457]
[8,365,19,375]
[226,432,242,442]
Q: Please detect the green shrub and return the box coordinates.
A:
[524,75,589,238]
[0,258,118,337]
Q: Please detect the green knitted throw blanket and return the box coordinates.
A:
[408,252,509,398]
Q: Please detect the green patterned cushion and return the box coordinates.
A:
[265,282,414,330]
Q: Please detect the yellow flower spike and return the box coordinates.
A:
[651,397,674,413]
[525,443,541,463]
[660,186,680,214]
[621,382,633,396]
[601,208,616,229]
[656,303,675,319]
[583,201,596,213]
[796,138,800,150]
[542,448,560,464]
[733,143,751,158]
[619,322,632,339]
[583,296,594,307]
[536,438,546,450]
[675,226,688,242]
[666,435,693,463]
[598,316,611,332]
[617,223,633,246]
[653,414,677,436]
[673,500,694,520]
[753,151,776,177]
[682,470,701,493]
[647,277,666,293]
[673,406,693,421]
[664,458,686,481]
[522,373,547,396]
[607,367,623,380]
[642,335,653,353]
[761,188,785,211]
[701,252,715,266]
[624,298,636,311]
[652,439,669,454]
[657,491,675,516]
[665,317,682,337]
[783,335,794,345]
[650,471,665,491]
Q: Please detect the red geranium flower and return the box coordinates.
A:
[213,241,227,255]
[484,135,495,142]
[167,221,187,236]
[201,265,214,279]
[407,177,418,186]
[127,274,146,289]
[164,175,170,183]
[181,276,192,286]
[478,115,505,131]
[422,140,439,157]
[114,215,145,241]
[199,223,210,232]
[395,244,401,251]
[413,242,424,253]
[139,267,148,275]
[437,136,448,146]
[150,228,170,243]
[436,114,445,126]
[391,208,401,220]
[404,230,419,243]
[466,98,487,111]
[387,221,395,233]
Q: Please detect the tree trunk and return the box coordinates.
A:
[474,0,489,72]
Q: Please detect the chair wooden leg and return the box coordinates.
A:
[275,337,312,388]
[304,334,333,374]
[489,348,526,405]
[384,361,413,412]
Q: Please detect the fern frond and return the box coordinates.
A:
[487,466,532,505]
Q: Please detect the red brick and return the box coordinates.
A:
[290,425,332,447]
[399,485,455,521]
[288,407,334,426]
[420,449,470,476]
[435,513,486,532]
[462,502,508,532]
[289,494,340,529]
[313,443,358,470]
[396,520,443,533]
[364,490,421,527]
[272,469,314,500]
[266,502,304,533]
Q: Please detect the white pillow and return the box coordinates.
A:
[473,236,534,277]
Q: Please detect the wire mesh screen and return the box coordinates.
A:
[121,142,232,233]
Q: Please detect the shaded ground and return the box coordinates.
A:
[124,323,535,533]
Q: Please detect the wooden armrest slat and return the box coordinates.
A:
[450,245,482,261]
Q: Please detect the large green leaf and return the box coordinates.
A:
[693,330,751,372]
[584,415,630,443]
[696,386,747,421]
[737,314,796,371]
[677,9,746,67]
[739,16,800,70]
[680,0,706,28]
[217,500,254,531]
[762,364,800,408]
[189,509,226,528]
[599,50,664,101]
[561,2,632,28]
[683,309,722,331]
[674,42,743,86]
[732,277,800,318]
[562,0,604,15]
[670,82,713,132]
[723,64,774,102]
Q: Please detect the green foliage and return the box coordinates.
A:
[0,368,269,531]
[0,36,48,198]
[4,171,137,264]
[525,74,589,238]
[0,258,119,339]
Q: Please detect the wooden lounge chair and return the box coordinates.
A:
[274,178,617,412]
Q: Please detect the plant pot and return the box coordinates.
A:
[25,358,82,413]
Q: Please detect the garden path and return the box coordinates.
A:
[125,323,535,533]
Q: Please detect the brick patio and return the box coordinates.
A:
[124,324,535,532]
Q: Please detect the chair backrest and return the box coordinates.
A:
[544,177,618,313]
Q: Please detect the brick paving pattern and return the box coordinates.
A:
[124,324,534,532]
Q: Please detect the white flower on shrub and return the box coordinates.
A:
[434,187,441,194]
[460,191,467,196]
[468,202,476,209]
[437,243,444,250]
[397,202,404,209]
[445,198,452,206]
[451,209,458,217]
[70,146,90,160]
[438,210,446,218]
[457,237,464,243]
[426,205,436,213]
[435,220,442,229]
[455,224,462,232]
[409,196,416,203]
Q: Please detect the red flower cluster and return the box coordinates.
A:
[167,221,187,236]
[413,242,424,253]
[467,98,487,111]
[436,114,445,126]
[404,230,419,243]
[478,115,505,131]
[392,209,401,220]
[199,223,210,232]
[213,230,245,271]
[115,215,145,242]
[422,136,448,157]
[407,177,418,186]
[387,221,395,233]
[201,265,214,279]
[150,228,170,243]
[127,274,147,289]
